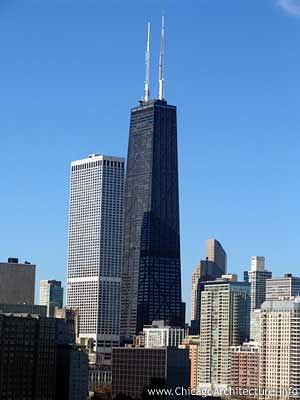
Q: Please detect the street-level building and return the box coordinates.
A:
[112,347,190,399]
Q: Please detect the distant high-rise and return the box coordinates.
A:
[266,274,300,301]
[0,258,35,304]
[205,238,227,273]
[67,154,125,365]
[121,19,184,339]
[40,280,63,317]
[190,260,222,326]
[191,264,202,323]
[260,298,300,400]
[197,275,250,393]
[190,239,226,333]
[244,256,272,311]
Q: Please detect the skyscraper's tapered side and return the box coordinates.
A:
[121,19,185,339]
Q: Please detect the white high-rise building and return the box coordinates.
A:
[67,154,125,366]
[197,275,250,394]
[143,320,187,348]
[244,256,272,311]
[260,298,300,399]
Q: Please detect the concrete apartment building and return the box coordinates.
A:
[259,298,300,400]
[197,275,250,394]
[0,258,35,304]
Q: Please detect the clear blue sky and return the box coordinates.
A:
[1,0,300,317]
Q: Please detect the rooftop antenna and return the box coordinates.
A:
[158,15,165,100]
[143,22,151,102]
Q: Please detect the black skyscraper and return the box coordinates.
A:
[121,19,185,339]
[121,97,185,339]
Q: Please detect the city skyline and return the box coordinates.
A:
[1,1,300,318]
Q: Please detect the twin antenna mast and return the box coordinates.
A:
[143,16,165,102]
[144,22,151,102]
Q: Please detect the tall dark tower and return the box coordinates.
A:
[121,19,185,339]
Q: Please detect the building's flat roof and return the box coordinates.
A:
[71,154,125,166]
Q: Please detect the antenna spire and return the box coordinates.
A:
[158,15,165,100]
[143,22,151,102]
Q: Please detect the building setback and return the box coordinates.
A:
[0,258,35,304]
[67,154,125,365]
[112,347,190,399]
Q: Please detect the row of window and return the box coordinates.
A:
[72,160,125,171]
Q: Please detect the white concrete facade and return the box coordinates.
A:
[67,154,125,365]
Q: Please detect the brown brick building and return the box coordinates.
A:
[229,342,259,399]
